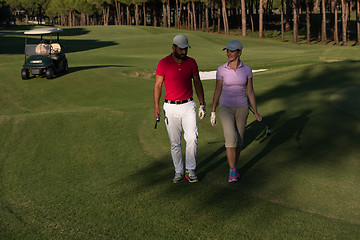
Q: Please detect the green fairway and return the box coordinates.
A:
[1,25,360,239]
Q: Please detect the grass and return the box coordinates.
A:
[1,25,360,239]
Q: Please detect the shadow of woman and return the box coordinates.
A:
[197,110,285,180]
[240,110,312,177]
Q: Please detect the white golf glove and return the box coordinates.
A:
[198,103,206,120]
[210,112,216,126]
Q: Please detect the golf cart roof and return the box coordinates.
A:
[24,28,63,35]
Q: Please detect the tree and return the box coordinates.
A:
[1,0,12,25]
[357,0,360,45]
[142,0,146,26]
[241,0,246,36]
[281,0,285,41]
[259,0,264,38]
[20,0,38,24]
[341,0,347,45]
[76,0,96,25]
[166,0,170,27]
[114,0,122,25]
[293,0,298,43]
[162,0,166,27]
[334,0,339,45]
[321,0,327,44]
[192,1,197,30]
[202,0,210,32]
[306,0,311,44]
[221,0,229,34]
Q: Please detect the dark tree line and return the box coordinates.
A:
[2,0,360,46]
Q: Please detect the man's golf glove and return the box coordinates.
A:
[210,112,216,126]
[198,103,206,120]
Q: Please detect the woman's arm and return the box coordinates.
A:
[247,77,262,121]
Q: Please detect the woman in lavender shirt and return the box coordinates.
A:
[210,40,262,183]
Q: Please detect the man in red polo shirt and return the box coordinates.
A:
[154,34,206,183]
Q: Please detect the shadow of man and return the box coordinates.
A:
[240,110,312,177]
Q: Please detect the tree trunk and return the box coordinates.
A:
[81,13,86,26]
[250,0,254,32]
[293,0,298,43]
[126,5,131,25]
[259,0,264,38]
[205,5,209,32]
[179,2,183,28]
[188,2,192,30]
[306,0,311,43]
[342,0,347,45]
[321,0,327,44]
[175,0,179,28]
[334,0,339,44]
[167,0,171,27]
[103,5,110,25]
[281,0,285,41]
[162,2,167,27]
[314,0,320,12]
[115,0,120,25]
[241,0,246,36]
[192,1,197,30]
[153,7,158,26]
[68,11,72,27]
[346,1,350,41]
[135,5,139,25]
[199,4,203,30]
[221,0,229,34]
[357,0,360,45]
[143,2,146,26]
[217,5,221,33]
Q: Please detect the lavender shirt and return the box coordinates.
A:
[216,61,253,107]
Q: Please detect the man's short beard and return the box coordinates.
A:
[174,51,186,60]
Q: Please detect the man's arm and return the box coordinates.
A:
[193,74,206,119]
[154,74,164,117]
[193,74,205,104]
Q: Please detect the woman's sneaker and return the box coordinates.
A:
[185,169,198,183]
[228,168,238,183]
[172,172,184,183]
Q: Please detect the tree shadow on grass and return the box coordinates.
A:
[188,110,285,181]
[240,110,312,177]
[0,27,117,55]
[128,60,360,229]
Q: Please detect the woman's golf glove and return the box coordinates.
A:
[210,112,216,126]
[198,103,206,120]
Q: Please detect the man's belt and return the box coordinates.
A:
[164,97,193,104]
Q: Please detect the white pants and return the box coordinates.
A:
[163,101,198,173]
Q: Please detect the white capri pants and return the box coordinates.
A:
[219,104,249,148]
[163,101,198,173]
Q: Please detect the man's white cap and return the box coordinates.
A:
[223,40,243,51]
[173,34,191,48]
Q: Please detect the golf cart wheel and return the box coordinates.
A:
[46,68,54,79]
[21,68,29,80]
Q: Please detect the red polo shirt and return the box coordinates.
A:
[156,54,199,101]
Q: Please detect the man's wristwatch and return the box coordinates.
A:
[200,102,206,106]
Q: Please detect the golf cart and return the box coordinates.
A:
[21,28,68,80]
